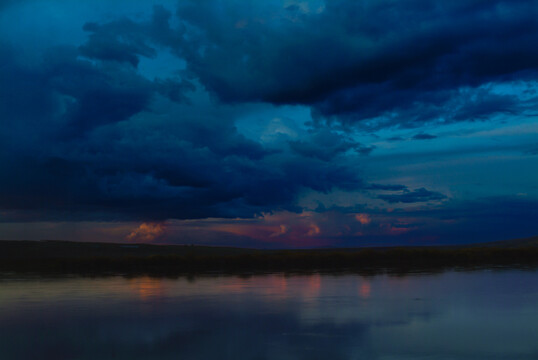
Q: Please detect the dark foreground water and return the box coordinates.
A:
[0,270,537,360]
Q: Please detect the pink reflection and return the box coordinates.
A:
[303,273,321,299]
[359,281,371,299]
[129,277,165,300]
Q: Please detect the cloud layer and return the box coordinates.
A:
[0,0,536,246]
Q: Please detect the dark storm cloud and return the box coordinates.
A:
[378,188,447,204]
[80,21,157,67]
[46,49,154,136]
[167,0,538,126]
[412,133,437,140]
[0,0,536,242]
[154,195,538,248]
[304,196,538,247]
[52,1,538,127]
[0,93,364,221]
[381,196,538,245]
[288,129,372,161]
[0,43,193,140]
[0,41,365,221]
[78,5,183,67]
[154,77,196,104]
[340,197,538,247]
[0,133,362,222]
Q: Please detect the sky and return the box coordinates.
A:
[0,0,537,248]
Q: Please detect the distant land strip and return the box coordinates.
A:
[0,238,537,275]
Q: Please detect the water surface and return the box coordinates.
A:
[1,270,537,359]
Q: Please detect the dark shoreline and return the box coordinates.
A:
[2,240,538,276]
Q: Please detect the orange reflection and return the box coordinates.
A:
[302,273,321,299]
[129,277,165,300]
[266,275,288,299]
[359,281,371,299]
[218,277,249,293]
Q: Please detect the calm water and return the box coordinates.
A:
[0,270,537,360]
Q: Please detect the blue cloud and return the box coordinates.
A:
[0,1,536,245]
[412,133,437,140]
[378,188,447,204]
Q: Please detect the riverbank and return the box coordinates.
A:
[1,240,537,275]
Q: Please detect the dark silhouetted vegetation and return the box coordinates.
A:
[0,240,537,276]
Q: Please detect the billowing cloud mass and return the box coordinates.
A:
[127,222,166,243]
[0,0,536,247]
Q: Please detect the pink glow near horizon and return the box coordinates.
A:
[127,222,166,243]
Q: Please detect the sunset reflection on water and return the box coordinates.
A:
[359,281,371,299]
[0,270,537,360]
[128,277,165,301]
